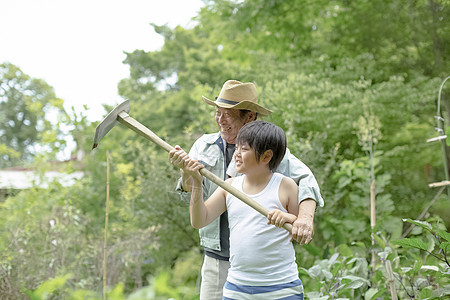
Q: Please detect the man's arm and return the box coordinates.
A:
[170,145,194,191]
[277,148,324,208]
[268,176,315,245]
[291,199,316,244]
[180,169,194,192]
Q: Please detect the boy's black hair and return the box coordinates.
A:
[236,120,286,171]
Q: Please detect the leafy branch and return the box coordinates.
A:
[393,218,450,268]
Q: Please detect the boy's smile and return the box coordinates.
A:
[235,143,260,174]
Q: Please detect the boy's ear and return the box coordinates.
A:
[261,150,273,164]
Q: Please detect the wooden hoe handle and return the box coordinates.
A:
[117,112,293,233]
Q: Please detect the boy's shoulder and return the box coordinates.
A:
[274,172,293,181]
[277,173,297,189]
[225,177,235,184]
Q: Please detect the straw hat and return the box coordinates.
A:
[202,80,272,116]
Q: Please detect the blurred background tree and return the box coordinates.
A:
[0,62,67,168]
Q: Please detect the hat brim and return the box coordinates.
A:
[202,96,272,116]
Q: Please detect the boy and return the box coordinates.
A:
[182,120,310,299]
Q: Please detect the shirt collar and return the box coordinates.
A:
[203,132,221,144]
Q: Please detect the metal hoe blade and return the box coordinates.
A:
[92,100,130,149]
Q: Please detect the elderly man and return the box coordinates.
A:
[169,80,324,300]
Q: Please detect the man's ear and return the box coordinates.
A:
[261,150,273,164]
[245,111,257,123]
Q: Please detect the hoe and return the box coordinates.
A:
[92,100,292,233]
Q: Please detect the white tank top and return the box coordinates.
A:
[226,172,299,286]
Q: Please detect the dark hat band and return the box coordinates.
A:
[216,97,240,105]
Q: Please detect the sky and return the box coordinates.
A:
[0,0,204,122]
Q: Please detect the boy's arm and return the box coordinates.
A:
[267,210,297,227]
[267,177,298,228]
[184,158,228,229]
[190,183,227,229]
[270,176,316,244]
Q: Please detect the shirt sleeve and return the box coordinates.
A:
[277,148,324,208]
[175,177,191,204]
[174,138,201,204]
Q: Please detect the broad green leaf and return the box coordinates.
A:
[342,280,365,290]
[420,265,439,272]
[34,274,72,299]
[305,291,329,300]
[401,267,413,275]
[440,242,450,250]
[365,287,387,300]
[127,285,156,300]
[364,288,378,300]
[438,229,450,242]
[306,265,322,278]
[420,286,433,298]
[323,270,333,280]
[331,263,343,276]
[70,290,98,300]
[337,244,353,257]
[328,253,339,267]
[439,285,450,297]
[342,275,370,284]
[391,238,428,251]
[427,234,436,253]
[22,290,41,300]
[415,277,428,288]
[107,282,125,299]
[341,275,370,289]
[402,218,433,233]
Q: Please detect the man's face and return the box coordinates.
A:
[215,107,247,144]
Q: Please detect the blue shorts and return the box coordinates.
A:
[223,279,304,300]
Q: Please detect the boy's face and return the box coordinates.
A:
[234,142,261,173]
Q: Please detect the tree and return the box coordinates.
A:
[0,62,66,167]
[197,0,450,78]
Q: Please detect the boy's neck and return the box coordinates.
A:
[244,167,273,186]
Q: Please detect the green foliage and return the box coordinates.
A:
[393,238,429,251]
[376,218,450,299]
[301,221,450,299]
[24,274,72,300]
[199,0,450,77]
[300,245,372,299]
[392,218,450,268]
[2,0,450,298]
[0,62,67,167]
